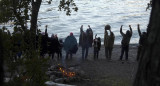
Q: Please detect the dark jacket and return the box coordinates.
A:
[41,34,48,53]
[64,35,78,54]
[48,37,60,54]
[93,37,101,51]
[138,27,147,46]
[108,32,115,48]
[86,28,93,47]
[79,31,87,48]
[120,27,132,47]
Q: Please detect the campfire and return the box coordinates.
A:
[59,67,76,78]
[46,64,88,84]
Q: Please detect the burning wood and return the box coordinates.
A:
[59,67,76,78]
[46,64,89,85]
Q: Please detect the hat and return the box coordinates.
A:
[41,32,45,35]
[70,32,73,36]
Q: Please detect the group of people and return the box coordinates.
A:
[40,24,147,61]
[40,25,78,60]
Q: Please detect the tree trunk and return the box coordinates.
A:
[134,0,160,86]
[30,0,42,49]
[0,30,4,86]
[30,0,42,33]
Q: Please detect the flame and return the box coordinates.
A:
[59,67,75,77]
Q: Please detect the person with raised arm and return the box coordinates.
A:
[137,24,147,61]
[119,25,132,61]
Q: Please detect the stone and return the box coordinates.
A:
[55,78,64,83]
[50,75,56,81]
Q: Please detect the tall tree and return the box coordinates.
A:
[0,0,78,32]
[134,0,160,86]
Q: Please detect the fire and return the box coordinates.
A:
[59,67,75,77]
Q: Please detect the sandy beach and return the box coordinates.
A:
[50,44,139,86]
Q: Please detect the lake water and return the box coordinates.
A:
[2,0,151,44]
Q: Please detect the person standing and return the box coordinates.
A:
[137,24,147,61]
[85,25,93,59]
[119,25,133,61]
[48,34,60,60]
[104,25,110,59]
[108,29,115,59]
[79,25,87,60]
[63,32,78,59]
[93,34,101,60]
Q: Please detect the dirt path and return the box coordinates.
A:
[50,44,139,86]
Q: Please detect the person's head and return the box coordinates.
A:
[41,32,45,35]
[126,30,130,36]
[51,34,54,38]
[70,32,73,36]
[105,25,111,31]
[59,39,63,43]
[97,37,101,41]
[142,32,147,37]
[55,34,57,38]
[80,26,83,33]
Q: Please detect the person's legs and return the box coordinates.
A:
[105,47,109,59]
[59,51,62,59]
[85,47,89,59]
[137,46,141,61]
[97,51,99,59]
[66,52,69,60]
[82,47,85,60]
[70,53,72,59]
[108,47,112,59]
[94,48,96,60]
[125,46,129,60]
[52,52,55,60]
[120,46,125,60]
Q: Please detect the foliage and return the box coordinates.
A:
[0,27,49,86]
[0,0,31,30]
[58,0,78,15]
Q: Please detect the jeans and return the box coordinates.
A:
[120,45,129,60]
[94,47,99,59]
[82,47,89,60]
[66,51,72,59]
[105,47,112,59]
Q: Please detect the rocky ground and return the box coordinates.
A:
[49,44,139,86]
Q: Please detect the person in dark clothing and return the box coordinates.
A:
[48,34,61,60]
[86,25,93,47]
[12,31,23,61]
[40,25,49,57]
[93,34,101,60]
[79,25,93,60]
[108,30,115,60]
[119,25,133,61]
[58,39,63,59]
[64,32,78,60]
[104,25,115,60]
[40,32,48,57]
[137,24,147,61]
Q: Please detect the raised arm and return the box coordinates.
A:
[120,25,124,36]
[45,25,48,35]
[137,24,141,36]
[129,25,133,35]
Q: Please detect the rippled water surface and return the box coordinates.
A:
[4,0,152,44]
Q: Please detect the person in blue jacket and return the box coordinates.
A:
[63,32,78,59]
